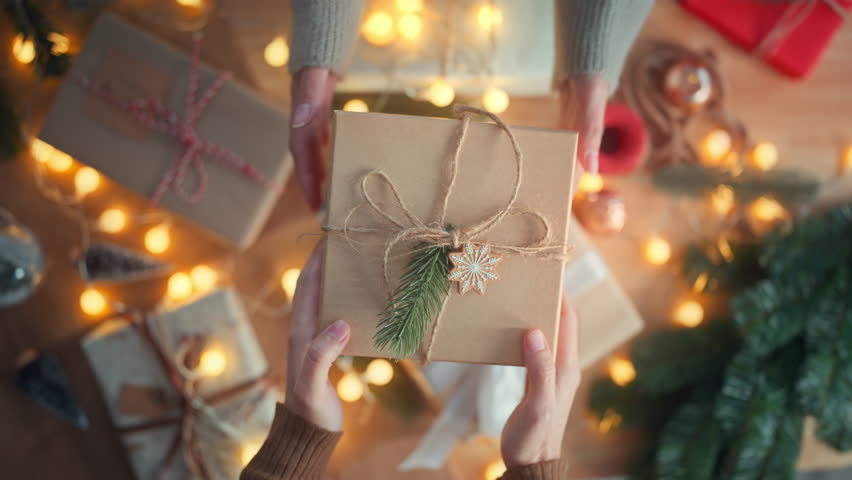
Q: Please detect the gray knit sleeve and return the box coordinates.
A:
[554,0,654,93]
[289,0,366,74]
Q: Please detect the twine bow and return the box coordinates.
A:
[324,105,569,360]
[74,33,270,205]
[118,313,272,480]
[755,0,849,59]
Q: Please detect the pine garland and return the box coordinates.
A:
[590,203,852,480]
[374,243,452,360]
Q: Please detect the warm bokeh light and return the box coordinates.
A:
[840,145,852,175]
[709,185,734,215]
[144,224,171,254]
[597,409,623,434]
[427,78,455,107]
[692,272,708,293]
[483,459,507,480]
[12,34,35,64]
[240,438,263,467]
[80,288,108,316]
[48,32,70,55]
[176,0,204,7]
[717,237,734,262]
[190,264,218,293]
[264,36,289,67]
[749,196,786,223]
[336,372,364,402]
[643,236,671,265]
[396,0,423,12]
[361,11,396,46]
[30,139,54,164]
[397,14,423,41]
[476,4,503,30]
[47,150,73,173]
[74,167,101,198]
[701,128,732,165]
[577,172,604,194]
[673,300,704,328]
[197,346,227,377]
[482,86,509,114]
[98,208,128,233]
[365,359,394,386]
[749,141,778,171]
[167,272,194,301]
[280,268,301,300]
[342,98,370,112]
[608,358,636,387]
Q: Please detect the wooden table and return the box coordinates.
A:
[1,1,850,479]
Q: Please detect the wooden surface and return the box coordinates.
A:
[1,1,851,479]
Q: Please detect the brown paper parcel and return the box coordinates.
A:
[38,13,292,248]
[320,111,577,366]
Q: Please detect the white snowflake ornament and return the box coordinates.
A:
[448,243,503,295]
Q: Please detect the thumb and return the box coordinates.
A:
[292,67,331,128]
[297,320,351,397]
[521,329,556,420]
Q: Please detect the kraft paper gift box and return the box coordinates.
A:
[320,110,577,366]
[38,13,292,249]
[82,289,277,480]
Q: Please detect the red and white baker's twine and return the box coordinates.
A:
[74,33,270,205]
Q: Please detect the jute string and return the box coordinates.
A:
[323,104,569,361]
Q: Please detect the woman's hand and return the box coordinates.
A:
[559,74,609,176]
[285,241,351,431]
[290,67,338,210]
[501,297,581,467]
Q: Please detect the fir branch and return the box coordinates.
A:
[653,164,820,206]
[655,395,724,480]
[5,0,71,77]
[373,244,451,359]
[684,242,764,294]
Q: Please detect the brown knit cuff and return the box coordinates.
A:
[500,459,569,480]
[240,404,342,480]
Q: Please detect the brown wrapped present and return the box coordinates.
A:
[38,13,292,248]
[320,108,577,366]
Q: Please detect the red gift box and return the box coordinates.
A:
[681,0,851,79]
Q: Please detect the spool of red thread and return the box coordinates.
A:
[598,102,647,175]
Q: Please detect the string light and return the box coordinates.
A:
[361,11,396,46]
[263,36,289,67]
[144,224,171,254]
[597,409,623,434]
[12,34,35,64]
[427,78,455,107]
[365,359,394,386]
[482,86,509,114]
[839,145,852,175]
[98,208,128,233]
[30,139,54,164]
[74,167,101,198]
[197,346,227,377]
[692,272,709,293]
[608,358,636,387]
[643,236,671,265]
[749,196,785,223]
[397,14,423,41]
[717,237,734,262]
[47,32,70,55]
[280,268,301,300]
[476,4,503,31]
[483,459,507,480]
[673,300,704,328]
[709,185,734,215]
[749,141,778,171]
[342,99,370,112]
[240,438,263,467]
[577,172,604,194]
[167,272,194,301]
[396,0,423,12]
[80,288,108,316]
[336,372,364,402]
[190,264,218,293]
[701,128,732,165]
[176,0,204,7]
[47,150,73,173]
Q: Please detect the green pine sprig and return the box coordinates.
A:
[373,243,452,360]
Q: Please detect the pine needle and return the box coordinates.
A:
[373,243,451,360]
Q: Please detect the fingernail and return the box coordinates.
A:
[584,151,599,176]
[526,330,546,352]
[292,103,313,128]
[326,319,348,342]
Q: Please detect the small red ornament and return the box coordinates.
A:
[598,103,648,176]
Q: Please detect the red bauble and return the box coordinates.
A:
[598,102,648,176]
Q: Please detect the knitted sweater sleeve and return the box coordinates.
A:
[288,0,366,74]
[554,0,654,93]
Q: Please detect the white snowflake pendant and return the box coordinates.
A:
[448,243,503,295]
